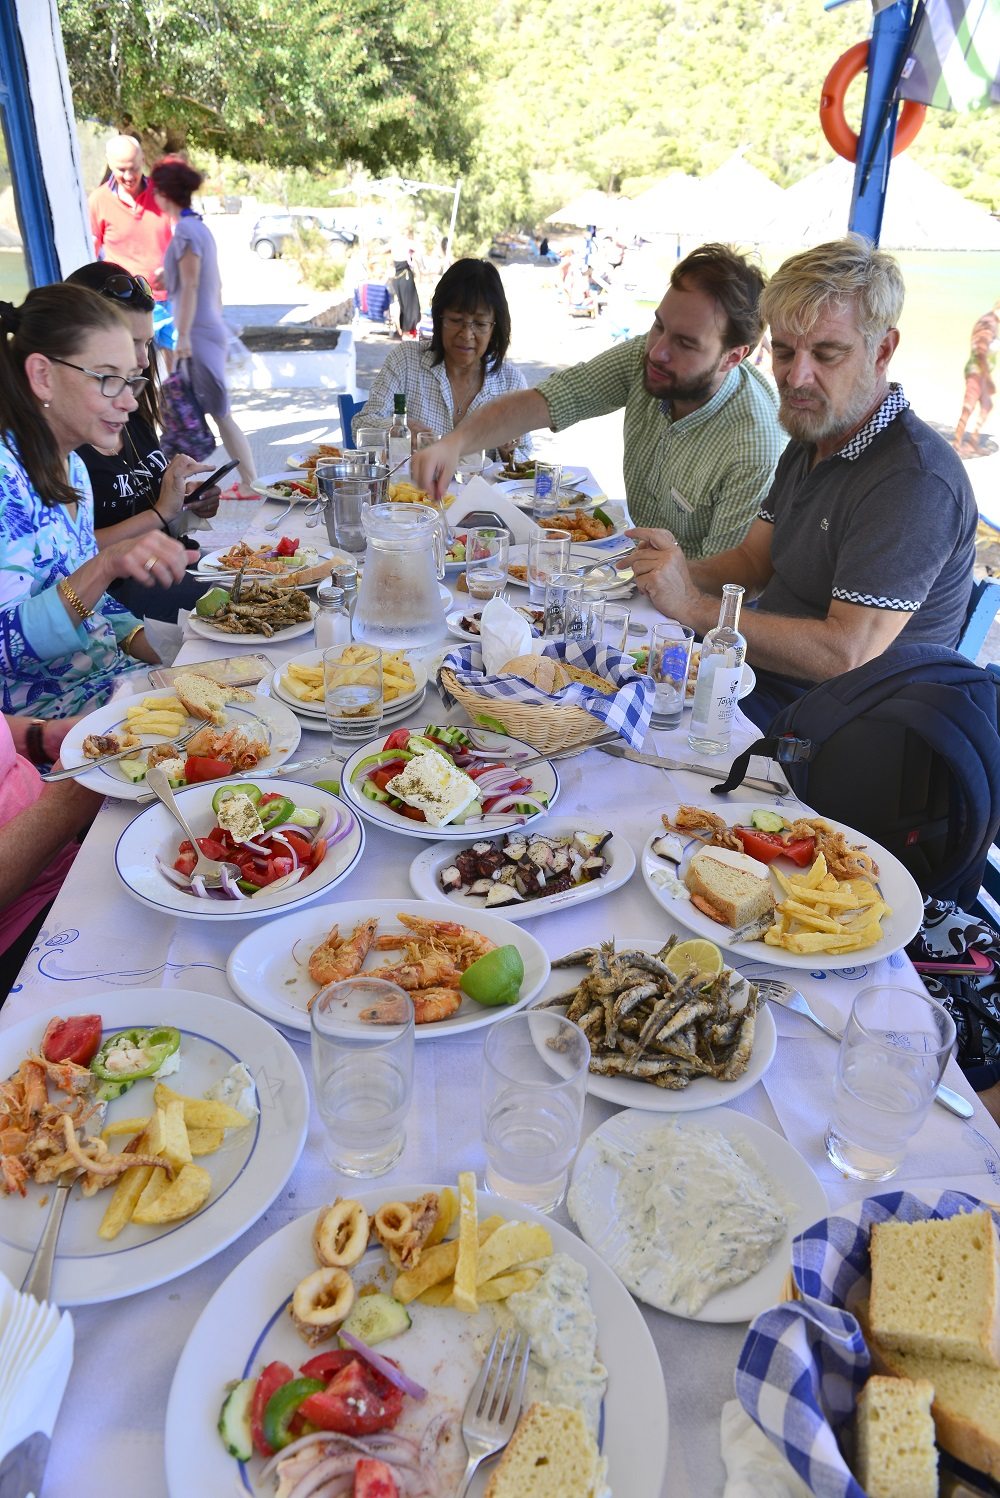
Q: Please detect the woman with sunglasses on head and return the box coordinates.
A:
[149,156,256,488]
[353,259,533,462]
[65,261,220,620]
[0,284,189,719]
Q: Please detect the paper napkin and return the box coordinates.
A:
[0,1272,74,1489]
[720,1400,813,1498]
[443,476,534,541]
[478,596,539,676]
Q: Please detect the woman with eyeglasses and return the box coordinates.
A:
[0,284,189,718]
[353,259,533,461]
[65,261,221,620]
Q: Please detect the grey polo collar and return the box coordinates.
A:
[836,383,909,462]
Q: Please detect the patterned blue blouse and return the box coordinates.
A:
[0,435,144,718]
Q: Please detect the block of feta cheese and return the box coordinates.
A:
[385,749,479,828]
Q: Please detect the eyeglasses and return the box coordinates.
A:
[101,273,154,304]
[442,313,495,336]
[48,357,149,398]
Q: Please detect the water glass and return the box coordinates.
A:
[456,450,485,484]
[527,529,571,605]
[317,470,371,555]
[355,424,390,463]
[311,978,414,1176]
[413,431,441,452]
[824,985,957,1181]
[649,620,695,726]
[543,572,589,640]
[324,643,383,742]
[591,600,631,652]
[532,461,563,521]
[481,1011,591,1212]
[465,527,509,601]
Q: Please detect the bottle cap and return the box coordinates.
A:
[393,392,406,414]
[316,584,346,606]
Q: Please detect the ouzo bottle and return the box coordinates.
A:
[687,583,746,755]
[387,392,410,477]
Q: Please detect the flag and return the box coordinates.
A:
[897,0,1000,111]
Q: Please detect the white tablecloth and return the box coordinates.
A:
[3,534,994,1498]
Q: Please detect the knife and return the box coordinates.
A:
[598,742,791,797]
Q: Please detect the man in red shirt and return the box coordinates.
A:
[89,134,175,363]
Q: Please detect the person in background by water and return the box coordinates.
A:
[149,156,257,489]
[89,134,176,371]
[953,296,1000,454]
[64,261,221,620]
[0,284,189,719]
[355,258,533,463]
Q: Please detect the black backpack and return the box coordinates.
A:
[715,643,1000,908]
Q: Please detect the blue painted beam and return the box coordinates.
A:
[848,0,916,244]
[0,2,60,287]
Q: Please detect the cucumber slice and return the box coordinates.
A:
[117,758,147,784]
[340,1292,411,1348]
[289,806,322,828]
[361,780,392,804]
[218,1377,255,1461]
[750,809,786,832]
[424,724,472,747]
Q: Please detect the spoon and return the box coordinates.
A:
[145,768,242,890]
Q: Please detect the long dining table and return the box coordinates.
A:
[3,485,997,1498]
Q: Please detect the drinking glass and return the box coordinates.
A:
[311,978,414,1176]
[532,460,563,521]
[542,572,589,640]
[456,450,485,483]
[824,985,957,1181]
[481,1011,591,1212]
[465,528,509,601]
[324,643,383,742]
[649,620,696,727]
[527,529,571,605]
[413,431,441,452]
[355,424,390,463]
[317,471,371,555]
[591,600,631,652]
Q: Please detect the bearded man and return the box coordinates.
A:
[629,236,977,728]
[409,243,786,558]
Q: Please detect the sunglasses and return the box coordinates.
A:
[101,274,154,305]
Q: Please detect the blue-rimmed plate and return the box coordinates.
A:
[0,989,307,1305]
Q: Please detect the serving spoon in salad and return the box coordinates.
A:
[145,767,242,892]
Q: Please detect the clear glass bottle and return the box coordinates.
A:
[387,392,410,477]
[314,584,352,648]
[687,583,746,755]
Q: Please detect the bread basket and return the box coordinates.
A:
[437,640,654,754]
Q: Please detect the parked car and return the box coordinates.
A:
[249,213,357,259]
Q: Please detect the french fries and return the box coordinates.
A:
[124,696,190,737]
[281,647,416,705]
[388,480,456,509]
[764,852,891,955]
[97,1084,250,1240]
[452,1169,479,1313]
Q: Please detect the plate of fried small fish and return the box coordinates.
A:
[189,582,316,643]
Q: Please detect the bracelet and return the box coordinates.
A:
[25,718,48,766]
[152,509,170,533]
[57,578,95,623]
[121,624,145,658]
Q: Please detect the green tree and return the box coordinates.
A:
[58,0,483,174]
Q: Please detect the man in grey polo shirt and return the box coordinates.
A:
[631,236,977,728]
[410,244,786,558]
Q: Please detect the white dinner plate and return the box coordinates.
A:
[535,937,778,1111]
[408,818,635,921]
[506,542,624,587]
[269,646,428,719]
[269,683,428,730]
[502,482,599,511]
[641,801,925,970]
[286,447,343,470]
[495,464,587,489]
[193,541,341,584]
[0,990,307,1306]
[568,1109,827,1323]
[188,600,317,646]
[250,468,312,501]
[59,687,301,801]
[445,605,543,643]
[341,730,560,841]
[164,1182,669,1498]
[227,897,551,1036]
[115,778,365,921]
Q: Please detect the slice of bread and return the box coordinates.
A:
[173,672,254,727]
[484,1403,605,1498]
[854,1375,938,1497]
[499,655,567,694]
[684,846,775,929]
[869,1332,1000,1479]
[870,1210,1000,1369]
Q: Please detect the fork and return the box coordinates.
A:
[455,1329,530,1497]
[263,496,300,533]
[145,767,242,891]
[754,977,973,1120]
[42,724,202,783]
[20,1170,80,1300]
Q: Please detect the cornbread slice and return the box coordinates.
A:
[484,1402,605,1498]
[870,1210,1000,1368]
[854,1376,938,1498]
[173,672,253,726]
[870,1334,1000,1480]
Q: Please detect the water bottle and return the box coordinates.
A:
[314,585,353,648]
[687,583,746,755]
[387,392,410,478]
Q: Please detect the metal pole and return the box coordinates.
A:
[446,177,462,259]
[847,0,915,244]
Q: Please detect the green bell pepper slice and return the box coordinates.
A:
[262,1376,325,1452]
[211,783,262,814]
[350,748,413,783]
[258,795,295,832]
[91,1026,182,1085]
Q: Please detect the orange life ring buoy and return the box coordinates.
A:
[820,41,927,162]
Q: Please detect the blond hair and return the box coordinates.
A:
[760,235,905,353]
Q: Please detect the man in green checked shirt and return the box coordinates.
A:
[410,243,786,558]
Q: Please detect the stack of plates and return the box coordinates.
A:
[268,648,429,727]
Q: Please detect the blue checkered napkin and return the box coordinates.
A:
[438,639,654,749]
[735,1189,995,1497]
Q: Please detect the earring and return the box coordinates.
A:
[42,401,50,409]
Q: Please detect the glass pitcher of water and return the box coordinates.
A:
[353,502,446,649]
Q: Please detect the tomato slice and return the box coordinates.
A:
[174,851,197,877]
[275,535,299,557]
[397,804,426,821]
[354,1457,399,1498]
[735,828,815,867]
[183,755,233,783]
[299,1350,356,1381]
[195,836,228,862]
[258,791,286,806]
[308,837,327,871]
[41,1015,103,1067]
[370,767,398,792]
[381,728,413,752]
[298,1356,403,1436]
[282,830,313,862]
[250,1360,293,1459]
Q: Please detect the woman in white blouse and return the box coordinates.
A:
[354,259,533,461]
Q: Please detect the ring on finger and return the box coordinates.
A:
[144,557,157,572]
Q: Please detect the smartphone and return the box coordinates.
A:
[184,457,240,505]
[911,948,994,977]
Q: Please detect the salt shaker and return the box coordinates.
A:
[314,584,352,648]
